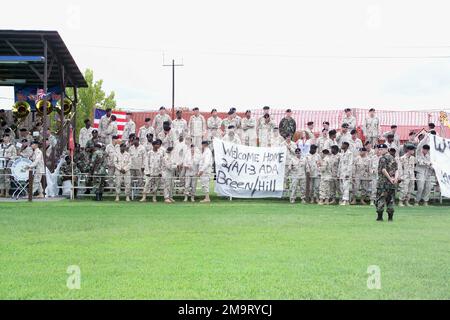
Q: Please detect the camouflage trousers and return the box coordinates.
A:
[130,169,143,188]
[290,177,306,201]
[416,173,431,202]
[200,173,210,193]
[370,177,378,201]
[163,171,175,199]
[92,175,105,194]
[376,188,395,214]
[398,178,414,201]
[115,171,131,196]
[353,178,370,198]
[308,176,320,200]
[340,177,352,201]
[107,166,116,187]
[319,177,331,200]
[0,168,11,192]
[143,176,161,195]
[184,168,198,196]
[329,178,340,200]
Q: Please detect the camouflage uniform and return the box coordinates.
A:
[329,153,340,201]
[279,117,296,139]
[143,149,164,197]
[129,144,146,188]
[363,116,380,146]
[241,117,257,147]
[289,156,307,202]
[398,153,415,202]
[114,151,131,197]
[0,142,17,196]
[153,113,172,136]
[376,153,398,220]
[90,149,107,195]
[415,149,433,203]
[338,150,353,202]
[369,153,380,203]
[353,155,371,200]
[105,143,119,187]
[257,119,275,147]
[207,116,223,142]
[162,151,177,200]
[319,155,332,201]
[306,153,321,201]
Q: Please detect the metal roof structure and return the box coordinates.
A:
[0,30,87,88]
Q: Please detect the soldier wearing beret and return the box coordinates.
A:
[375,144,399,221]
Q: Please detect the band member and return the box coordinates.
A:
[25,141,45,198]
[0,134,17,197]
[18,139,33,159]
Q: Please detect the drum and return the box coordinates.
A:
[11,157,32,181]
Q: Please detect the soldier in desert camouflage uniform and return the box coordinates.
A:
[351,147,371,205]
[398,144,416,207]
[289,148,307,204]
[318,149,332,205]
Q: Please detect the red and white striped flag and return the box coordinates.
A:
[93,108,127,138]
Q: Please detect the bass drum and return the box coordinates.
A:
[11,157,32,181]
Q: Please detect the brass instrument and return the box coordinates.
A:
[12,101,31,119]
[36,99,53,116]
[56,98,73,116]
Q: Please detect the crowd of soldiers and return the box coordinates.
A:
[1,106,439,218]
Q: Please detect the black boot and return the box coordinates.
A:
[388,212,394,222]
[99,193,103,201]
[376,212,384,221]
[95,192,100,201]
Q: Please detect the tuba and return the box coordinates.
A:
[12,101,31,119]
[56,98,73,116]
[36,99,53,116]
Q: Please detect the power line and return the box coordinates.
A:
[71,43,450,60]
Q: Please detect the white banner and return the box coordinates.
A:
[213,139,287,198]
[430,135,450,198]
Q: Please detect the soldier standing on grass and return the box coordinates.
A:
[375,144,399,222]
[90,143,107,201]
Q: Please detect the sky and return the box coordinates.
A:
[1,0,450,112]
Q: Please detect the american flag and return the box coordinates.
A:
[93,108,127,138]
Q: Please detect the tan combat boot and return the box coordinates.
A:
[126,196,130,202]
[398,201,404,207]
[115,195,120,202]
[140,194,147,202]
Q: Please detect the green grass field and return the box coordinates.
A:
[1,198,449,300]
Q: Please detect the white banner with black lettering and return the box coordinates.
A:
[430,134,450,198]
[213,139,287,198]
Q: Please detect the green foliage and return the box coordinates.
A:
[0,200,449,299]
[66,69,116,136]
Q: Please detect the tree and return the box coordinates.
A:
[66,69,116,136]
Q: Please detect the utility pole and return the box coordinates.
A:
[163,58,184,119]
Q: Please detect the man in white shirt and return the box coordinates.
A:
[25,141,45,198]
[79,119,94,149]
